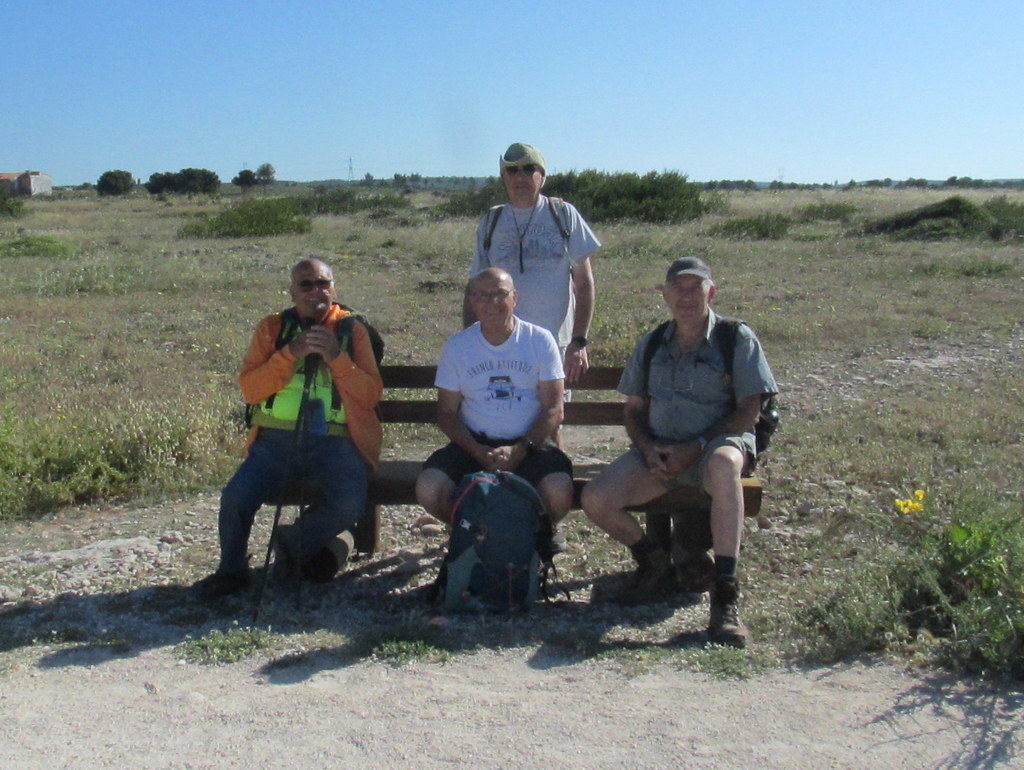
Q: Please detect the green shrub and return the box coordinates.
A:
[795,202,858,222]
[437,170,710,224]
[0,186,25,217]
[910,257,1012,278]
[709,213,792,239]
[795,488,1024,677]
[179,198,312,238]
[0,235,77,259]
[863,195,997,240]
[294,188,411,216]
[982,195,1024,239]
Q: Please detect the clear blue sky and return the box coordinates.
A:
[4,1,1022,186]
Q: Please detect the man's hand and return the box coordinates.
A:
[564,343,589,384]
[288,326,341,361]
[642,441,702,483]
[481,444,521,472]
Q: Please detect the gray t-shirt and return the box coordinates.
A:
[618,311,778,453]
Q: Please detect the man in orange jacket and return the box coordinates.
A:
[192,258,383,600]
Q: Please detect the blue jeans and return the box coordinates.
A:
[217,428,368,574]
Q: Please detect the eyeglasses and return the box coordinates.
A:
[503,164,541,176]
[470,289,514,303]
[296,279,333,291]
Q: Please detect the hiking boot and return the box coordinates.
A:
[674,547,715,594]
[614,547,676,605]
[190,569,250,601]
[707,576,748,648]
[302,534,352,583]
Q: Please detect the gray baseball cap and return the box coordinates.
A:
[665,256,713,283]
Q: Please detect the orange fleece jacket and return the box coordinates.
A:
[239,304,383,471]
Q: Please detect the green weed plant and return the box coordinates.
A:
[177,627,277,664]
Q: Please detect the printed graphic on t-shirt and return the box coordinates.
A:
[487,375,522,402]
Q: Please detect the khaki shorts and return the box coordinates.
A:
[630,434,750,490]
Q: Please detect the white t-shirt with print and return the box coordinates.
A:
[435,318,564,440]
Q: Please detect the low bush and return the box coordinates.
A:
[982,195,1024,239]
[709,213,792,239]
[0,187,25,217]
[178,198,311,238]
[862,195,997,240]
[795,202,858,222]
[0,235,77,259]
[794,488,1024,677]
[295,188,411,216]
[436,170,710,224]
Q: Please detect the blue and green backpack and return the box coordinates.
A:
[436,470,552,613]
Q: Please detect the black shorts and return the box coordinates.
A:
[423,439,573,488]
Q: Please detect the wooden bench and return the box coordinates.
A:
[350,365,763,556]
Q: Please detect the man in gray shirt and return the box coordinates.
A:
[582,257,777,647]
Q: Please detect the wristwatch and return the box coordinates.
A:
[570,335,588,348]
[520,438,536,454]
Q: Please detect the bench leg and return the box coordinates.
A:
[351,504,381,555]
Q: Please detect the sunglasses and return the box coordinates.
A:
[504,164,541,176]
[296,279,332,291]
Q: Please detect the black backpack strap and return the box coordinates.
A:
[481,204,504,257]
[712,315,741,379]
[640,320,673,397]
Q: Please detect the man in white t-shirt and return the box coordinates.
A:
[417,268,574,529]
[463,143,600,384]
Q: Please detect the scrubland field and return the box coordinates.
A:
[1,185,1023,677]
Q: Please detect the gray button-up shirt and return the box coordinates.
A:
[618,310,778,453]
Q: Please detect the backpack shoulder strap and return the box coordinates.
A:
[545,196,571,242]
[482,204,505,256]
[640,320,673,397]
[273,307,301,349]
[712,315,743,378]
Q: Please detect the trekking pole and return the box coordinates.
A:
[252,330,320,623]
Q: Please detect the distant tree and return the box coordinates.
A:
[145,168,220,195]
[96,169,134,196]
[145,171,179,195]
[179,168,220,194]
[232,169,258,191]
[256,163,276,187]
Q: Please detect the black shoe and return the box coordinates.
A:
[614,547,676,605]
[707,576,749,648]
[190,569,250,601]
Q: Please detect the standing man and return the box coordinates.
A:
[464,142,600,383]
[582,257,777,647]
[191,258,383,600]
[418,268,574,533]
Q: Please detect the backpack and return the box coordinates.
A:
[434,470,553,613]
[482,196,571,258]
[640,316,779,463]
[244,303,385,428]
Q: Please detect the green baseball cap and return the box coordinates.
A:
[500,143,546,174]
